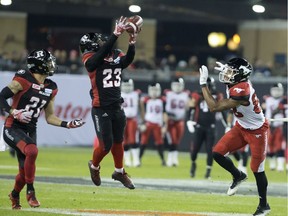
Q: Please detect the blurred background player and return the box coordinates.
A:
[80,16,138,189]
[0,49,84,210]
[164,77,190,167]
[139,83,168,166]
[262,83,286,172]
[187,77,225,179]
[121,79,141,167]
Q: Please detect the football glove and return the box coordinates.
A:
[129,33,138,45]
[113,16,127,36]
[199,65,209,86]
[186,120,196,133]
[138,123,147,132]
[67,119,85,129]
[12,109,32,124]
[214,61,227,72]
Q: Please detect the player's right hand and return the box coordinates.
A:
[186,120,196,133]
[12,109,32,123]
[214,61,227,72]
[67,119,85,129]
[138,124,147,132]
[113,16,127,36]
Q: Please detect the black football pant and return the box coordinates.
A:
[191,125,215,166]
[91,107,126,151]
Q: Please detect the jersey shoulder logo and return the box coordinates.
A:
[17,70,25,74]
[233,88,245,93]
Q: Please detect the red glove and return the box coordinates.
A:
[67,119,85,129]
[12,109,32,123]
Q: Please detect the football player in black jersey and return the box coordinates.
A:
[80,16,138,189]
[0,49,85,210]
[187,77,225,179]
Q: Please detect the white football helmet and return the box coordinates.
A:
[148,83,161,98]
[121,79,134,93]
[270,83,284,98]
[171,77,184,93]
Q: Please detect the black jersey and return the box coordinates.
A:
[82,34,135,108]
[5,70,58,132]
[191,91,224,127]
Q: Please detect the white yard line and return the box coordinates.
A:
[0,207,252,216]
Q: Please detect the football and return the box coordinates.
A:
[126,15,143,34]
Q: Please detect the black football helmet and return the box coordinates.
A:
[219,58,252,84]
[79,33,109,54]
[171,77,184,93]
[207,77,216,91]
[270,83,284,98]
[27,49,56,76]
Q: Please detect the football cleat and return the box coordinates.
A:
[8,193,22,210]
[88,160,101,186]
[112,170,135,189]
[26,190,40,208]
[227,171,247,196]
[253,203,271,216]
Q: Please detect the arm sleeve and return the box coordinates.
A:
[0,87,14,114]
[85,34,118,72]
[120,45,135,69]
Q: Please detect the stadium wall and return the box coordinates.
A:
[0,71,287,151]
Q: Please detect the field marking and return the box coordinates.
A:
[0,207,252,216]
[0,165,52,170]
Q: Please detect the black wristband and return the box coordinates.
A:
[60,121,68,128]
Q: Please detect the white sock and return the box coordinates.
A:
[115,168,124,173]
[91,164,100,170]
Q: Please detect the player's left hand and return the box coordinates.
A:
[129,32,138,45]
[67,119,85,129]
[199,65,209,86]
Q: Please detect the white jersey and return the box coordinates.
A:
[142,96,165,126]
[264,96,284,127]
[164,90,190,120]
[227,80,265,130]
[122,90,141,118]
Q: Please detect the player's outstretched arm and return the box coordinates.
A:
[44,97,85,129]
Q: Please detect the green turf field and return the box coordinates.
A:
[0,147,287,216]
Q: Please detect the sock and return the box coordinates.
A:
[254,171,268,207]
[27,183,34,192]
[115,168,124,173]
[213,152,241,178]
[11,189,20,198]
